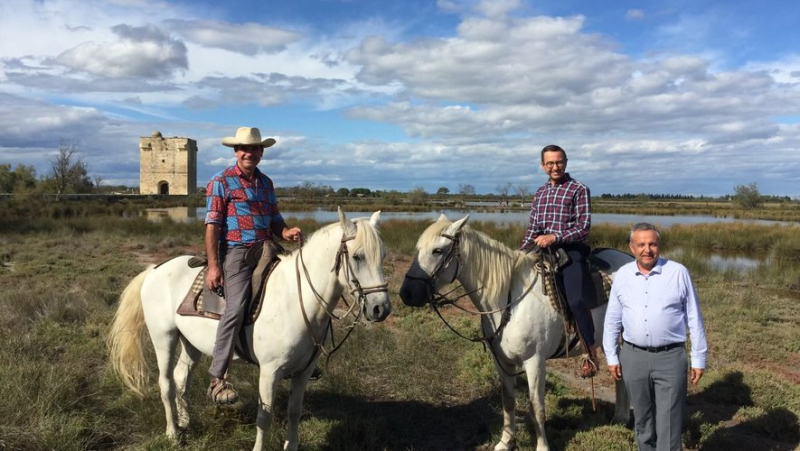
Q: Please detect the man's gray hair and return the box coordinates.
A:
[629,222,660,243]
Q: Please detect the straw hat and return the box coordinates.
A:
[221,127,276,148]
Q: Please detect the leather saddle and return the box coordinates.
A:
[526,246,614,359]
[176,240,284,326]
[526,245,613,311]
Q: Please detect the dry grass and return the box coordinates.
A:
[0,209,797,450]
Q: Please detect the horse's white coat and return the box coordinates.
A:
[401,215,632,451]
[109,209,390,451]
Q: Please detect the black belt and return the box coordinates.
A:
[624,340,684,353]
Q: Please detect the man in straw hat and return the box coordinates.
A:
[204,126,302,405]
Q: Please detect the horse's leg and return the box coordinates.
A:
[253,365,280,451]
[494,366,517,451]
[523,357,550,451]
[149,328,181,441]
[174,336,202,429]
[284,366,314,451]
[612,376,632,425]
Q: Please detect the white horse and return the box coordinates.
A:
[399,215,632,451]
[108,209,391,451]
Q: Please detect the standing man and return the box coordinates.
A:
[603,223,708,451]
[520,144,596,377]
[204,126,302,405]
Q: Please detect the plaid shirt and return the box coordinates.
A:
[205,165,284,247]
[520,173,591,249]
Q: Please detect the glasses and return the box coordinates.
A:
[543,160,567,168]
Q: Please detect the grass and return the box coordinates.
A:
[0,206,797,450]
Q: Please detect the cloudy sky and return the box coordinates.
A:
[1,0,799,197]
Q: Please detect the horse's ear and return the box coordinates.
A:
[437,213,449,222]
[369,210,381,228]
[337,206,348,226]
[444,215,469,236]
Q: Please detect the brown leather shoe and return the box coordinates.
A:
[208,377,238,405]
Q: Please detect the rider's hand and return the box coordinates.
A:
[282,227,302,243]
[206,263,224,293]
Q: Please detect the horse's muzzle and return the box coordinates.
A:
[399,275,431,307]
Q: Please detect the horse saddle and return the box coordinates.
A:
[528,246,614,314]
[176,240,284,326]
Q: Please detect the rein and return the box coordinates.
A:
[292,228,388,376]
[407,230,538,376]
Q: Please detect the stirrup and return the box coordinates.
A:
[577,353,599,379]
[208,377,238,405]
[309,366,323,380]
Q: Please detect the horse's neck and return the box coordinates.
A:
[278,236,345,324]
[457,231,511,313]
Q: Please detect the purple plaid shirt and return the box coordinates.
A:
[205,165,284,247]
[520,173,591,249]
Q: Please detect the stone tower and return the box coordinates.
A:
[139,131,198,195]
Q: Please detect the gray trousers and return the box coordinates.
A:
[209,246,254,379]
[620,342,688,451]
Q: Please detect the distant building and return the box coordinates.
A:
[139,131,197,195]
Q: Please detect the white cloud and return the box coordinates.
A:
[52,24,187,78]
[166,20,303,55]
[626,9,645,20]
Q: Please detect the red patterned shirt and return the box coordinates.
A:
[205,165,284,247]
[520,173,591,249]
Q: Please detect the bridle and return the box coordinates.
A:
[404,229,537,377]
[293,225,388,375]
[403,232,463,297]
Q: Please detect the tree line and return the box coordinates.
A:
[1,144,789,210]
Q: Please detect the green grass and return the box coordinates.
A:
[0,207,797,450]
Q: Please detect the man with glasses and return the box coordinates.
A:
[520,144,597,377]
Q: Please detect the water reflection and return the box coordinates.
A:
[146,206,793,227]
[145,206,198,222]
[667,247,765,273]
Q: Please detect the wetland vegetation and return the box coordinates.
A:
[0,199,797,450]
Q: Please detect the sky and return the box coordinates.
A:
[1,0,799,197]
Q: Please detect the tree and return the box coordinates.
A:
[436,186,450,196]
[350,187,372,197]
[733,182,763,209]
[48,140,93,200]
[0,163,37,193]
[496,182,512,198]
[514,183,531,204]
[496,182,513,205]
[458,184,475,196]
[409,187,428,204]
[336,187,350,197]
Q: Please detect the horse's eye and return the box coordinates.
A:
[353,254,363,262]
[432,248,443,255]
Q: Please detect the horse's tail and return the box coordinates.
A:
[107,266,154,397]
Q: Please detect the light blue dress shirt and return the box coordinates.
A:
[603,257,708,369]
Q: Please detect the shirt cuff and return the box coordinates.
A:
[690,357,705,369]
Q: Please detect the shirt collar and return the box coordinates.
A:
[232,164,262,181]
[635,257,665,276]
[544,173,572,187]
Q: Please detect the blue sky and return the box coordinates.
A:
[1,0,799,197]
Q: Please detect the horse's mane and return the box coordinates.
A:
[282,217,381,263]
[418,220,529,304]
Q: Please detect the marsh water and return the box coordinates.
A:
[145,206,788,274]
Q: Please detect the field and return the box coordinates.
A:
[0,203,798,450]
